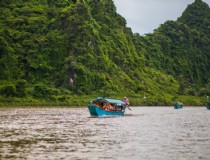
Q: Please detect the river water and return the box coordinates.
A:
[0,107,209,160]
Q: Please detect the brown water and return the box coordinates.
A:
[0,107,209,160]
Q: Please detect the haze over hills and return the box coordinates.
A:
[0,0,209,105]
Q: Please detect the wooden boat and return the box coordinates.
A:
[174,102,183,109]
[206,102,210,110]
[87,97,126,117]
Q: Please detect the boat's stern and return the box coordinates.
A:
[207,102,210,110]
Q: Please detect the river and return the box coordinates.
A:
[0,107,209,160]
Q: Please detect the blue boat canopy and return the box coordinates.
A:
[105,98,125,104]
[90,97,125,106]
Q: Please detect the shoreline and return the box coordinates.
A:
[0,105,206,108]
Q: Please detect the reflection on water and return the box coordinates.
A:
[0,107,210,160]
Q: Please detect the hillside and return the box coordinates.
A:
[0,0,209,106]
[140,0,210,97]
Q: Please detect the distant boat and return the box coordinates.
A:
[87,97,126,117]
[206,102,210,110]
[174,102,183,109]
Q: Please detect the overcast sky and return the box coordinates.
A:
[113,0,210,35]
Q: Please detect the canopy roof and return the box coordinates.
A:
[92,97,125,105]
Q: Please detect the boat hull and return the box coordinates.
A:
[174,106,183,109]
[207,102,210,110]
[88,105,124,117]
[174,103,183,109]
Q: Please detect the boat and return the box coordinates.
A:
[206,102,210,110]
[87,97,126,117]
[174,102,183,109]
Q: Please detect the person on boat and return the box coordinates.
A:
[177,101,183,106]
[109,103,115,111]
[103,103,115,111]
[99,101,105,109]
[123,97,129,105]
[123,97,132,110]
[102,102,110,111]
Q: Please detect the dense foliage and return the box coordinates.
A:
[141,0,210,97]
[0,0,209,106]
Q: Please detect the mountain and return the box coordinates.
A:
[141,0,210,97]
[178,0,210,37]
[0,0,209,105]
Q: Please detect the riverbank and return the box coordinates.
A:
[0,96,91,107]
[0,95,207,107]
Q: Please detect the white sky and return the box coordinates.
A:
[113,0,210,35]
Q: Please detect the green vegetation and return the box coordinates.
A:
[0,0,209,106]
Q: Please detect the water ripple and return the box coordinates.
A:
[0,107,210,160]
